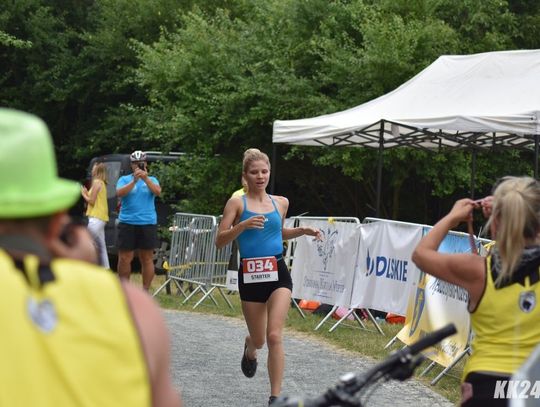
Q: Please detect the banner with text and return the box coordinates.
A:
[351,221,422,315]
[291,219,360,307]
[396,230,471,367]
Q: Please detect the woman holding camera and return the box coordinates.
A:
[412,176,540,406]
[116,150,161,290]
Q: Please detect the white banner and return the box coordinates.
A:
[291,219,360,307]
[225,270,238,291]
[351,222,422,315]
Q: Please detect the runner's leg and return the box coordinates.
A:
[266,287,291,397]
[241,300,267,359]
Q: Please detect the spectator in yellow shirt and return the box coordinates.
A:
[81,162,110,268]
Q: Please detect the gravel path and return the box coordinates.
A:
[163,310,454,407]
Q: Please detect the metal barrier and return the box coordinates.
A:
[153,213,234,309]
[192,216,234,309]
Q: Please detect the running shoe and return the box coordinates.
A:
[241,341,257,378]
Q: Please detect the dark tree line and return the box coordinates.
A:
[2,0,539,226]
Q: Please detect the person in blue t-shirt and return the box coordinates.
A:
[116,150,161,291]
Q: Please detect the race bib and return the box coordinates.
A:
[242,256,279,284]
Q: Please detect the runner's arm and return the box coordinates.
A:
[277,196,321,240]
[216,198,245,248]
[215,198,265,248]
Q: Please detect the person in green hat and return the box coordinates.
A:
[0,108,182,407]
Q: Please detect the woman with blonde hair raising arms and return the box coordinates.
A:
[81,162,110,268]
[216,148,321,406]
[412,176,540,406]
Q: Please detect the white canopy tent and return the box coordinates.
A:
[272,49,540,215]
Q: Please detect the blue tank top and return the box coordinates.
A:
[237,195,283,258]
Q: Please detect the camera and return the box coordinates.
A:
[138,162,145,170]
[59,219,86,246]
[59,223,75,245]
[473,198,486,208]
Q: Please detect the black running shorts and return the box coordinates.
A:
[238,256,292,303]
[117,223,158,251]
[461,372,511,407]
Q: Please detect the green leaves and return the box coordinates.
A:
[2,0,540,223]
[0,31,32,48]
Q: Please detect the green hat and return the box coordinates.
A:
[0,108,80,218]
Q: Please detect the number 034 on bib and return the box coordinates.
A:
[242,257,279,283]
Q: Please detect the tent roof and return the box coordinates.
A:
[272,49,540,151]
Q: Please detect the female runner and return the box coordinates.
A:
[216,148,321,405]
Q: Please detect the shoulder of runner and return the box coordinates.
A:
[225,195,244,218]
[271,195,289,217]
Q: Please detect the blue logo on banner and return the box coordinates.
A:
[365,250,408,282]
[409,271,427,336]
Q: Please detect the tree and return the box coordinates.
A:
[1,0,538,223]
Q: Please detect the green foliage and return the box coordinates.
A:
[133,3,334,149]
[151,155,241,215]
[433,0,516,51]
[509,0,540,48]
[0,31,32,48]
[1,0,539,223]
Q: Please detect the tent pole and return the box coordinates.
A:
[270,143,277,194]
[535,135,539,180]
[470,149,477,199]
[376,122,384,217]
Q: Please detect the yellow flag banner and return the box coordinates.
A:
[396,231,473,367]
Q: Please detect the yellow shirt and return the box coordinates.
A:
[463,254,540,379]
[86,179,109,222]
[0,250,150,406]
[231,187,246,198]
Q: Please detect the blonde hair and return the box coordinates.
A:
[486,176,540,285]
[242,148,270,173]
[93,162,107,183]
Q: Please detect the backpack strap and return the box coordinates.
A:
[0,235,55,288]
